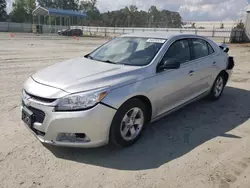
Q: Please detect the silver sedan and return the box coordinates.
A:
[21,33,234,148]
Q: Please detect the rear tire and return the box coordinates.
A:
[208,74,226,100]
[109,99,148,148]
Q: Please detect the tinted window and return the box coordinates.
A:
[192,39,209,59]
[161,39,190,64]
[207,42,215,54]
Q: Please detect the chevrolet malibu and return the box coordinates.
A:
[21,33,234,148]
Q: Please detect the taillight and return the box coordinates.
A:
[227,56,234,70]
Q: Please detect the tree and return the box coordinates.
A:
[26,0,36,22]
[235,20,244,29]
[99,4,182,28]
[54,0,79,10]
[0,0,7,21]
[37,0,55,8]
[37,0,79,10]
[26,0,36,15]
[9,0,183,27]
[10,0,36,23]
[169,11,182,28]
[79,0,96,11]
[148,6,160,27]
[79,0,101,21]
[11,0,27,23]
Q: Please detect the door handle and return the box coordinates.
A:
[188,70,194,76]
[213,62,216,66]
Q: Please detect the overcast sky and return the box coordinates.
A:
[6,0,249,21]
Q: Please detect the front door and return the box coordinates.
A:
[152,39,198,117]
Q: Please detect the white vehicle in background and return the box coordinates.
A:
[21,33,234,148]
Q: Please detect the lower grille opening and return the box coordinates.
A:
[56,133,91,143]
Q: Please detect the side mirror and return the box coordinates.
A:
[157,58,180,72]
[224,48,229,53]
[219,43,229,53]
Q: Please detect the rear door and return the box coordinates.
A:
[190,38,218,93]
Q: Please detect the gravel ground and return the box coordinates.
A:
[0,33,250,188]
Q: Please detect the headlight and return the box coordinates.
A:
[55,88,108,111]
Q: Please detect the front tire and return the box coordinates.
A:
[208,74,226,100]
[109,99,148,147]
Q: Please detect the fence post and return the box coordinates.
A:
[123,28,125,34]
[114,27,115,34]
[195,29,197,35]
[105,28,107,37]
[241,29,244,42]
[212,26,215,37]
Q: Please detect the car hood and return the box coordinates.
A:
[32,57,143,93]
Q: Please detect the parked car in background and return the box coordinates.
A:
[57,29,68,35]
[58,28,83,36]
[21,33,234,148]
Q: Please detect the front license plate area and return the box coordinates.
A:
[22,106,34,127]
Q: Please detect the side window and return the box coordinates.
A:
[161,39,190,64]
[191,39,209,59]
[207,42,215,55]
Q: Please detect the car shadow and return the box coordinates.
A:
[46,86,250,171]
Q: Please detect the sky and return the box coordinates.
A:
[5,0,250,21]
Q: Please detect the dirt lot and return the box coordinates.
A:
[0,33,250,188]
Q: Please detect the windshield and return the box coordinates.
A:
[87,37,166,66]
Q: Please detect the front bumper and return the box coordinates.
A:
[21,102,117,148]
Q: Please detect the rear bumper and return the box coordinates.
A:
[21,103,117,148]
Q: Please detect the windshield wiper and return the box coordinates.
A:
[85,54,94,59]
[102,60,118,64]
[85,55,118,64]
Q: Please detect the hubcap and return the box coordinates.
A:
[120,107,144,141]
[214,77,224,97]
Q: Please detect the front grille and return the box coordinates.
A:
[27,106,46,123]
[24,90,57,103]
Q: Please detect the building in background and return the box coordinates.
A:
[182,21,238,29]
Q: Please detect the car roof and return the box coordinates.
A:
[120,32,202,40]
